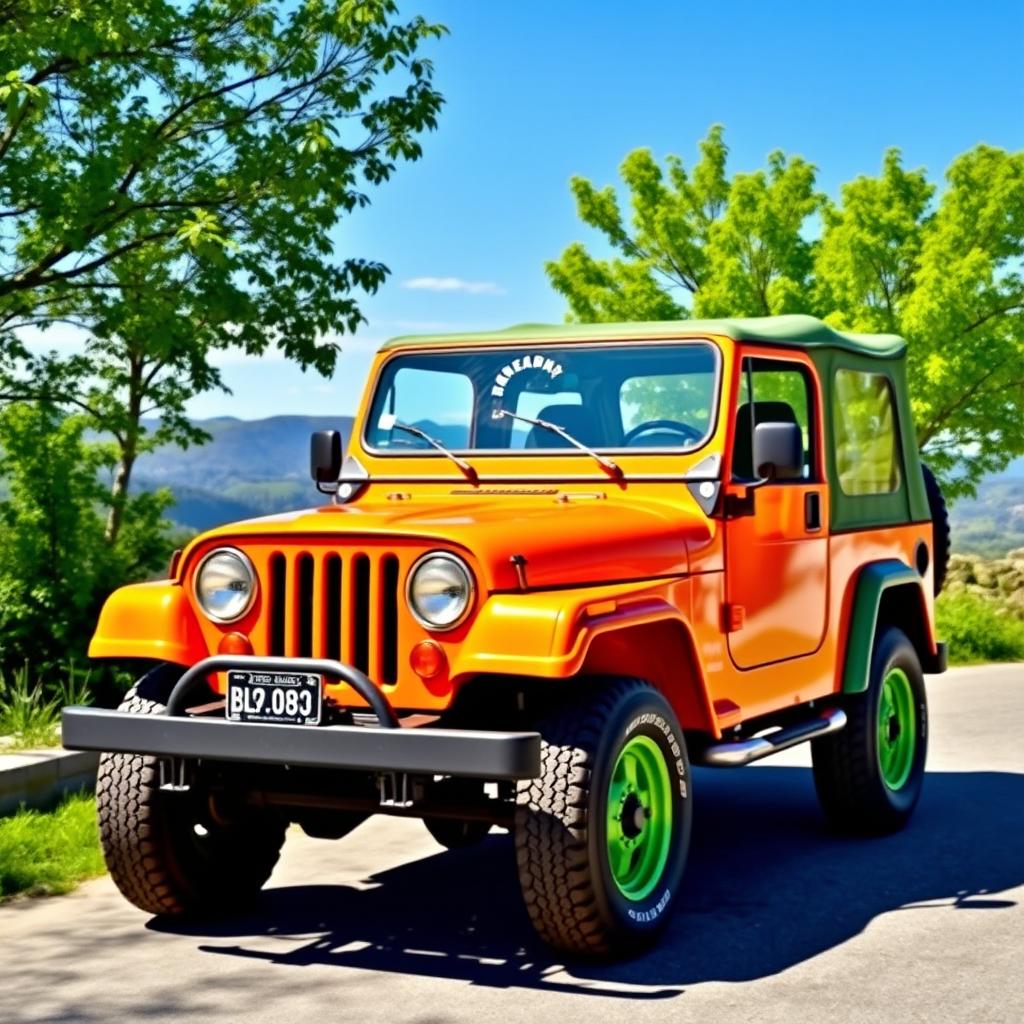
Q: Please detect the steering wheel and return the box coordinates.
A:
[622,418,704,446]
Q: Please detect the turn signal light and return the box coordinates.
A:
[218,632,254,656]
[410,640,447,679]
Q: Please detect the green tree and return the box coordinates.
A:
[0,0,445,540]
[548,128,1024,495]
[0,403,173,671]
[815,146,1024,495]
[546,126,824,323]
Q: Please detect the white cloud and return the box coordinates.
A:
[402,276,505,295]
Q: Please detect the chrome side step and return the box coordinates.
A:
[695,708,847,768]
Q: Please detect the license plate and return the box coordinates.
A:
[226,671,322,726]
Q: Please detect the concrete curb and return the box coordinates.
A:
[0,748,99,816]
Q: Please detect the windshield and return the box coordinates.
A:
[363,342,719,454]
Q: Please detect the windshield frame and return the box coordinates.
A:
[358,338,723,460]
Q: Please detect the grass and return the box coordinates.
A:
[0,791,105,901]
[936,590,1024,665]
[0,663,91,750]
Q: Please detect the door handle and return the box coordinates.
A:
[805,491,822,532]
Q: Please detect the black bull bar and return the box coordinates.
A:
[62,655,541,781]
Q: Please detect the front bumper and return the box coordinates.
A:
[61,708,540,780]
[61,654,541,781]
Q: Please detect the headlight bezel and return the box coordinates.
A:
[193,546,258,624]
[405,550,476,632]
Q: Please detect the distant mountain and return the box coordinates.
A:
[132,415,351,531]
[950,478,1024,557]
[134,414,353,488]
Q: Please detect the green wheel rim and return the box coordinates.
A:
[605,734,673,901]
[877,667,917,790]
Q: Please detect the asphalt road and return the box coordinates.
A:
[2,663,1022,1024]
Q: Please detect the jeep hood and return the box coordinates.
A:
[189,495,710,591]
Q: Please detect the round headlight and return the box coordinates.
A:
[194,548,257,623]
[407,552,475,631]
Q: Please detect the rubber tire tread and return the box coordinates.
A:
[514,678,683,957]
[811,627,927,835]
[97,687,286,917]
[922,463,950,595]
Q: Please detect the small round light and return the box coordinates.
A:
[407,552,475,631]
[410,640,447,679]
[218,631,254,656]
[194,548,257,623]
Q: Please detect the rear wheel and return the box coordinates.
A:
[812,626,928,834]
[514,679,691,957]
[97,681,286,917]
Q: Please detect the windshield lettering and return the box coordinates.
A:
[492,353,564,399]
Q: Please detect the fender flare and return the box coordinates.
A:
[451,586,718,735]
[842,559,942,693]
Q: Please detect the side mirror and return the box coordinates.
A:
[753,421,803,481]
[310,430,342,485]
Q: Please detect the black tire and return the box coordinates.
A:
[423,816,492,849]
[514,679,691,957]
[922,462,950,595]
[97,684,286,917]
[812,626,928,835]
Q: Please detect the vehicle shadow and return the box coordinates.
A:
[151,767,1024,998]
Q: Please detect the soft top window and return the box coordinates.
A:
[833,369,902,495]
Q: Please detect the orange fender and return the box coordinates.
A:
[89,581,207,666]
[449,580,717,735]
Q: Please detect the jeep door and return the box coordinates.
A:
[724,352,829,669]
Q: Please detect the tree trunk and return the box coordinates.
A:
[104,354,144,546]
[104,445,136,545]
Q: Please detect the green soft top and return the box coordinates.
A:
[381,313,906,359]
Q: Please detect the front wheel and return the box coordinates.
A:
[812,626,928,834]
[514,679,691,957]
[97,683,287,916]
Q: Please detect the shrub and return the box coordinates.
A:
[935,590,1024,664]
[0,663,91,749]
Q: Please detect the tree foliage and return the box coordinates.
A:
[547,127,1024,496]
[0,402,174,671]
[0,0,445,539]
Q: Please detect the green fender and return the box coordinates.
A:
[842,559,930,694]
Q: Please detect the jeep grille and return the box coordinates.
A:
[266,550,401,685]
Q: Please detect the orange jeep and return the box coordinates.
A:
[64,314,949,957]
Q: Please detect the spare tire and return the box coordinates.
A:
[921,463,950,595]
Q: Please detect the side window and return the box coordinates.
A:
[833,369,901,495]
[368,366,474,449]
[733,358,815,481]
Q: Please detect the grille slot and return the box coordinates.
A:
[353,554,371,674]
[381,554,399,685]
[269,554,287,655]
[265,549,400,683]
[324,554,342,661]
[297,554,314,658]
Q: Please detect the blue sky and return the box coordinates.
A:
[188,0,1024,419]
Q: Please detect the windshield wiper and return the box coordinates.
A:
[386,418,478,483]
[496,409,623,480]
